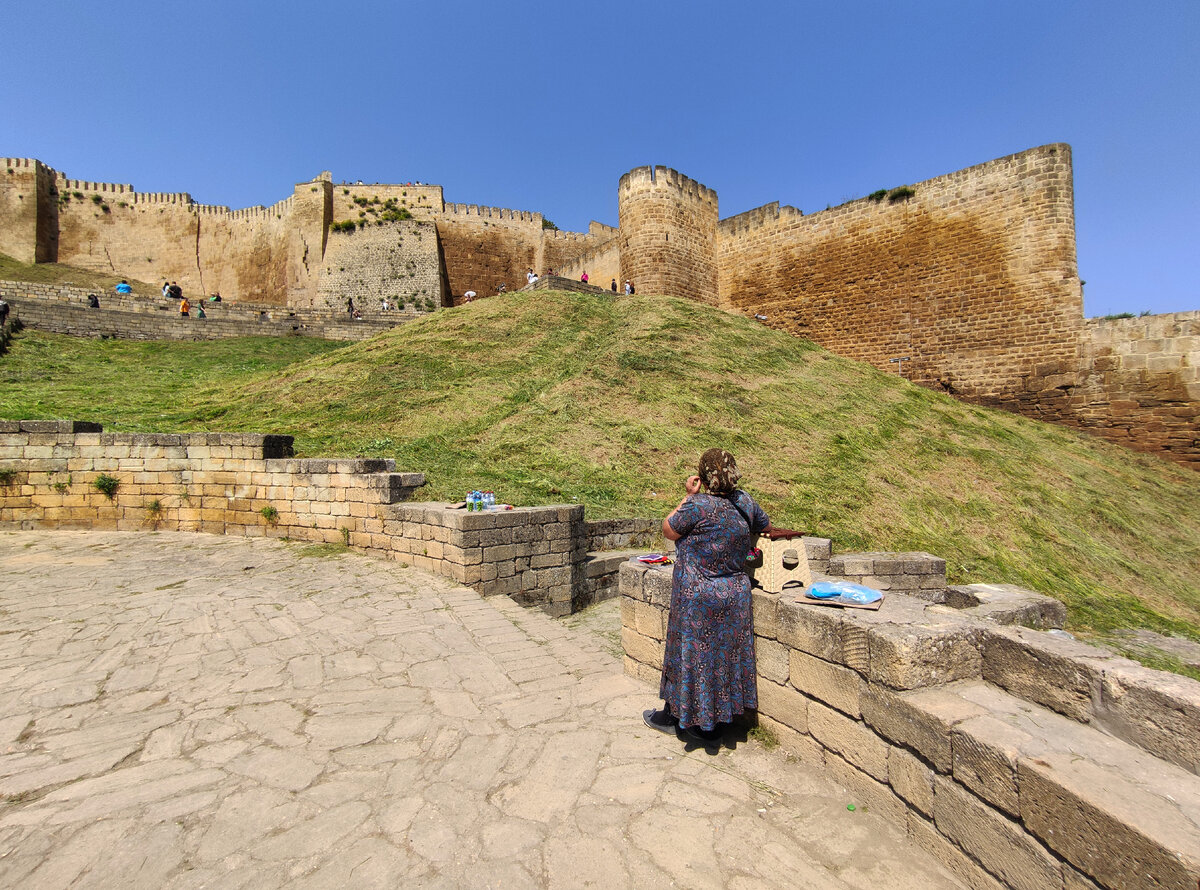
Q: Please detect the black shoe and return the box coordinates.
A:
[643,708,677,734]
[680,725,724,747]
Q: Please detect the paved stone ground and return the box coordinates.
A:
[0,530,967,889]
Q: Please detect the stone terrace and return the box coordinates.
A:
[0,530,966,889]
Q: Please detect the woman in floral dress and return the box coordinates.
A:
[644,449,770,745]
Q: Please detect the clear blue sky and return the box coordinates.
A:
[2,1,1195,317]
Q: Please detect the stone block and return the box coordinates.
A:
[618,563,645,602]
[789,649,862,717]
[888,746,934,817]
[906,812,1006,890]
[756,637,789,684]
[755,714,825,765]
[933,775,1062,890]
[808,700,888,781]
[756,679,808,733]
[751,588,778,638]
[825,753,906,826]
[980,625,1119,722]
[621,626,664,671]
[776,598,866,669]
[860,683,990,772]
[642,566,673,608]
[1094,661,1200,775]
[859,600,983,690]
[947,583,1067,629]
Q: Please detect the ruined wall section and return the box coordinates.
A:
[618,166,718,303]
[1,159,57,263]
[717,144,1082,404]
[313,220,444,312]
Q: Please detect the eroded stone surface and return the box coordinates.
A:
[0,530,966,888]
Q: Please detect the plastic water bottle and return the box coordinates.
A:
[485,491,495,510]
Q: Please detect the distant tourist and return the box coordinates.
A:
[179,297,190,317]
[629,280,636,295]
[0,299,11,324]
[463,291,476,303]
[197,304,206,319]
[168,282,183,302]
[381,297,390,311]
[611,279,617,293]
[624,280,632,295]
[209,293,222,302]
[114,279,132,295]
[754,313,768,322]
[497,282,507,294]
[580,271,589,284]
[86,294,100,309]
[162,281,171,299]
[352,308,362,320]
[346,297,355,317]
[526,269,537,286]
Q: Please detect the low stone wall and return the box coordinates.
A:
[0,280,412,341]
[0,421,613,616]
[621,561,1200,890]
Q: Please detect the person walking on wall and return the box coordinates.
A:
[114,279,132,295]
[611,279,617,293]
[346,297,355,318]
[580,271,589,284]
[624,280,632,295]
[643,448,770,747]
[179,296,190,317]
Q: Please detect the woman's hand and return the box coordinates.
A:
[683,475,701,495]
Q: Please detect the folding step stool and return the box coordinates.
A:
[748,529,811,594]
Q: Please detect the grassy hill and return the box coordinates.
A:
[0,252,158,295]
[1,289,1198,662]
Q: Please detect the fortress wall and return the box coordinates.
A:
[555,234,621,291]
[313,220,444,312]
[717,144,1082,404]
[1,159,56,263]
[619,166,719,303]
[1049,311,1200,465]
[332,183,443,224]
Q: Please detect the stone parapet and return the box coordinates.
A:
[621,561,1200,889]
[0,422,611,616]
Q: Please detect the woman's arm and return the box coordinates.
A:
[662,475,702,541]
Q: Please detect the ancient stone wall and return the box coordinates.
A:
[0,280,411,341]
[313,220,444,313]
[0,422,605,616]
[1060,311,1198,464]
[622,560,1200,889]
[432,205,606,303]
[0,159,55,263]
[618,166,719,303]
[331,182,444,226]
[717,144,1082,405]
[556,222,621,291]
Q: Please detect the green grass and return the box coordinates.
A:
[1,289,1198,649]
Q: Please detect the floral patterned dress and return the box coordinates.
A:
[660,490,770,731]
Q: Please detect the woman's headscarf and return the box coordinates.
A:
[698,448,741,496]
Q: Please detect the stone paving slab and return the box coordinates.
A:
[0,530,966,888]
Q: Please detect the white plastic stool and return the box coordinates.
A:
[749,534,812,593]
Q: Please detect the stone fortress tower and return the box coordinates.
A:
[617,166,718,304]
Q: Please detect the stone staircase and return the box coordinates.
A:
[621,559,1200,889]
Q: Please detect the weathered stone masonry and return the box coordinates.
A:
[0,422,651,616]
[622,558,1200,890]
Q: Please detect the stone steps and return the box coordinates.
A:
[869,678,1200,890]
[578,550,646,610]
